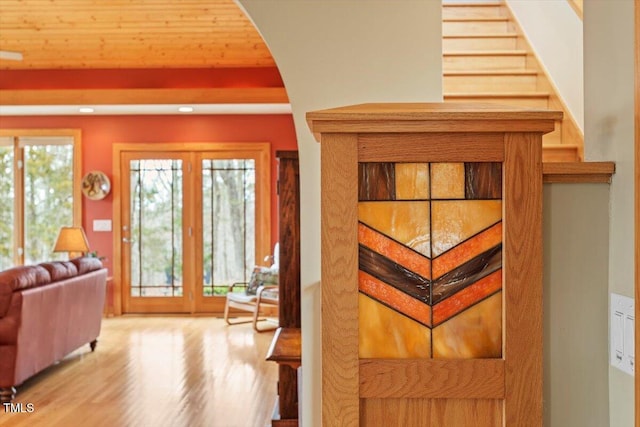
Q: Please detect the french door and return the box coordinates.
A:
[115,143,270,314]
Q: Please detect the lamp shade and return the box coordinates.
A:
[53,227,90,253]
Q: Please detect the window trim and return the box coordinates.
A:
[0,129,82,265]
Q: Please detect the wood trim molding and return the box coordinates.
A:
[357,133,504,162]
[542,161,615,183]
[359,359,504,399]
[635,1,640,424]
[504,132,544,426]
[0,87,289,106]
[320,133,359,426]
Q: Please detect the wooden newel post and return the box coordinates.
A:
[307,103,561,427]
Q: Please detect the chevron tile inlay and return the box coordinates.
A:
[358,161,503,359]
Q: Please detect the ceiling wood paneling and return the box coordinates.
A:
[0,0,275,70]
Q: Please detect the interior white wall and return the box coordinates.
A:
[543,183,610,427]
[583,1,636,426]
[236,2,442,425]
[506,0,584,131]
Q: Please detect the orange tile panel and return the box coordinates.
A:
[432,269,502,326]
[431,162,465,199]
[359,201,431,257]
[359,293,432,358]
[432,291,502,359]
[359,270,432,327]
[432,221,502,279]
[358,222,431,279]
[431,200,502,257]
[395,163,430,200]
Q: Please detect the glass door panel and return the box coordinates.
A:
[201,159,256,297]
[130,159,183,297]
[122,153,190,313]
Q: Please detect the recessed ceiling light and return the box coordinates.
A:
[79,107,95,113]
[0,50,23,61]
[178,106,194,113]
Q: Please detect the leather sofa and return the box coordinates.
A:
[0,257,107,402]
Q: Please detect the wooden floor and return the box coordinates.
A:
[0,316,278,427]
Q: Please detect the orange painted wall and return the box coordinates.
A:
[0,114,297,275]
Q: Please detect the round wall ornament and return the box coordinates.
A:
[81,171,111,200]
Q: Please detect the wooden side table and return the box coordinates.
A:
[266,327,301,427]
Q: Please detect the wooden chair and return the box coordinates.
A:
[223,266,279,332]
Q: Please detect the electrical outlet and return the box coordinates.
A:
[611,293,634,376]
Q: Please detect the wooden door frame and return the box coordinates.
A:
[635,0,639,423]
[112,142,271,316]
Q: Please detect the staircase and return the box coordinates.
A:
[442,1,583,162]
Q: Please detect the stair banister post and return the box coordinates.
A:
[307,102,561,427]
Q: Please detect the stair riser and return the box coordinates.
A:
[444,74,538,93]
[442,6,507,19]
[443,37,517,51]
[542,146,581,162]
[443,21,513,35]
[443,55,526,71]
[444,96,549,109]
[543,126,562,146]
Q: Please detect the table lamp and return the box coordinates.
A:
[53,227,90,259]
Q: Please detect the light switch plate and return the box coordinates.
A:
[93,219,112,232]
[611,293,635,376]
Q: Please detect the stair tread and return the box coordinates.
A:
[444,50,527,56]
[445,92,551,97]
[444,70,538,76]
[444,33,518,39]
[443,17,509,22]
[442,0,583,152]
[544,143,582,148]
[442,2,504,6]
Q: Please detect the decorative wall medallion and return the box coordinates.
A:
[81,171,111,200]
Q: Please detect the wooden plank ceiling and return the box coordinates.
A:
[0,0,275,70]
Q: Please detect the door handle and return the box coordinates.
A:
[122,237,131,243]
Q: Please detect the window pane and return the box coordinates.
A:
[23,143,73,264]
[0,145,14,269]
[130,159,183,297]
[202,159,255,296]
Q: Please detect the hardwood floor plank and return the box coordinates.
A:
[0,317,277,427]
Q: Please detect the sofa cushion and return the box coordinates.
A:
[33,265,52,286]
[0,265,51,292]
[0,265,52,317]
[40,261,78,282]
[70,257,103,275]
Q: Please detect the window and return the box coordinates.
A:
[0,132,81,269]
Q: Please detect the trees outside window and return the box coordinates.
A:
[0,133,80,269]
